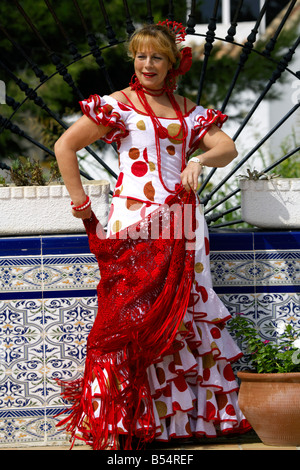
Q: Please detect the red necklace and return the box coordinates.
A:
[130,75,188,193]
[140,85,165,97]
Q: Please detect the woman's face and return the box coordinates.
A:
[134,47,172,90]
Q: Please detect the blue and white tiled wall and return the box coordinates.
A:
[0,235,99,447]
[0,230,299,447]
[210,231,300,369]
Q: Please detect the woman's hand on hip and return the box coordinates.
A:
[71,206,92,219]
[180,161,203,192]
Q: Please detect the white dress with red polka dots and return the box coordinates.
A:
[79,94,250,442]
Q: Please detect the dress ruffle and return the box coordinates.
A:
[98,293,249,442]
[149,309,249,441]
[79,94,129,144]
[188,107,228,157]
[83,306,250,444]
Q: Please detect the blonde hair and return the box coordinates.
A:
[128,24,180,65]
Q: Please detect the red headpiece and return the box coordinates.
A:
[157,19,187,44]
[157,19,192,88]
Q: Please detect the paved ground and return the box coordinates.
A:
[1,431,299,450]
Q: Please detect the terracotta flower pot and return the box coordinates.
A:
[237,371,300,446]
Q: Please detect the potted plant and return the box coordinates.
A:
[238,168,300,229]
[229,314,300,446]
[0,156,110,235]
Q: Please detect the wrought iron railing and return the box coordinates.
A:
[0,0,299,228]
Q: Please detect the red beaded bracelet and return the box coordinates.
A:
[71,194,91,211]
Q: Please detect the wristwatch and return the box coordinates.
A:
[188,156,205,168]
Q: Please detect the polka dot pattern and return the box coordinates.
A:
[77,94,249,444]
[131,161,148,177]
[194,262,204,273]
[136,120,146,130]
[126,198,143,211]
[166,145,175,155]
[167,123,183,144]
[157,368,166,385]
[115,172,123,187]
[155,400,168,418]
[129,148,140,160]
[148,162,156,172]
[112,219,122,233]
[143,181,155,201]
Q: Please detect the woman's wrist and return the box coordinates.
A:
[188,156,206,168]
[71,194,91,211]
[69,189,88,207]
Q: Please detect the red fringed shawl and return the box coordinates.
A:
[56,189,196,450]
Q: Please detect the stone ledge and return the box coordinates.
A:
[0,180,110,235]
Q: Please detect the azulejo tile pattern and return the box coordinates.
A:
[0,230,299,448]
[209,231,300,371]
[0,235,98,447]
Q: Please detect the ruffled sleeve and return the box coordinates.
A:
[188,106,228,156]
[79,94,129,144]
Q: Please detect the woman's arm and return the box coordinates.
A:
[181,124,238,192]
[54,115,112,219]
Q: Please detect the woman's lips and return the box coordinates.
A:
[143,73,156,78]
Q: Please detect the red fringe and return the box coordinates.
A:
[56,188,196,450]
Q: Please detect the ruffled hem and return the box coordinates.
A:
[188,108,228,157]
[147,313,250,441]
[73,309,251,446]
[79,94,129,144]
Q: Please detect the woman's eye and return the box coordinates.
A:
[136,55,162,60]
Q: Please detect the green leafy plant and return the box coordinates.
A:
[238,168,281,180]
[0,156,61,186]
[228,314,300,373]
[0,176,7,186]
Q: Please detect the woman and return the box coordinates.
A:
[54,22,250,450]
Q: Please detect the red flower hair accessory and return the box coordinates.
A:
[157,19,187,44]
[165,47,192,92]
[174,47,193,76]
[157,20,192,80]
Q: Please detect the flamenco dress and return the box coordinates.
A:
[56,91,251,449]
